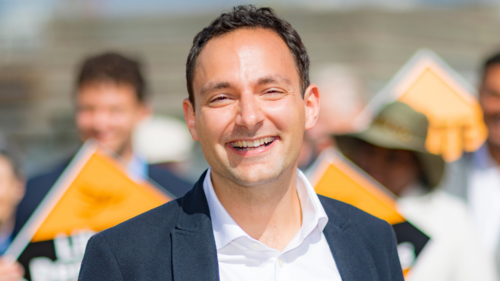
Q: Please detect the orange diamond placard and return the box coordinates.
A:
[310,149,404,225]
[309,149,430,275]
[6,141,172,281]
[30,147,170,242]
[356,49,487,162]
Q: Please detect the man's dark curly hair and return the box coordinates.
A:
[482,51,500,81]
[77,52,147,102]
[186,5,310,106]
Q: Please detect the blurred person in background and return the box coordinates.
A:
[298,65,365,171]
[444,51,500,278]
[133,115,195,181]
[13,52,192,238]
[0,137,25,280]
[336,102,497,281]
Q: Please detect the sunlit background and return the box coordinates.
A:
[2,0,500,179]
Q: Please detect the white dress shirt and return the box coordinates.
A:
[469,144,500,254]
[203,168,342,281]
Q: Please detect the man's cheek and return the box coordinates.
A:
[75,115,87,130]
[111,115,133,132]
[77,124,94,139]
[482,96,500,113]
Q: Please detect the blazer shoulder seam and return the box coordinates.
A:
[99,234,126,280]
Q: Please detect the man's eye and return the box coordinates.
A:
[265,90,283,95]
[210,96,228,103]
[263,90,285,99]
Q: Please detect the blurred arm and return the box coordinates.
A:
[0,258,23,281]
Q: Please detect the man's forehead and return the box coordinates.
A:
[77,82,143,103]
[193,28,299,92]
[485,65,500,78]
[198,28,292,62]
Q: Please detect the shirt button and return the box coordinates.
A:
[278,258,284,268]
[251,243,259,250]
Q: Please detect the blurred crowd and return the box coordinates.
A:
[301,51,500,280]
[1,47,500,280]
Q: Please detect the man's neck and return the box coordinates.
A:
[0,216,14,241]
[211,166,302,252]
[117,145,134,164]
[487,141,500,166]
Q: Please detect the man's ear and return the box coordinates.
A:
[303,84,320,130]
[14,177,26,205]
[139,103,152,121]
[183,98,199,141]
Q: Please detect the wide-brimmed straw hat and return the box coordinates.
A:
[335,101,445,188]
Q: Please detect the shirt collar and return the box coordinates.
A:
[203,167,329,250]
[473,143,498,170]
[127,154,148,182]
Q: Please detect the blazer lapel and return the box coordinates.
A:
[171,171,219,281]
[320,197,377,281]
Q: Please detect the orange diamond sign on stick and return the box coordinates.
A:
[355,49,487,162]
[308,148,430,276]
[6,141,172,281]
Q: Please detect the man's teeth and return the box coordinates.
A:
[231,137,275,149]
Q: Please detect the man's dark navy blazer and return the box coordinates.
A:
[14,161,192,237]
[79,171,404,281]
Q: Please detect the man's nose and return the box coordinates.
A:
[235,93,264,131]
[91,110,111,129]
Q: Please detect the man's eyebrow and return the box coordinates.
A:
[200,76,292,95]
[200,82,232,96]
[256,75,292,86]
[487,89,500,97]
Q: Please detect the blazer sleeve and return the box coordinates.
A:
[78,234,124,281]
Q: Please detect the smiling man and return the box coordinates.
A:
[79,6,404,281]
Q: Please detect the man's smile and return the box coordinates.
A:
[229,136,277,151]
[226,136,279,156]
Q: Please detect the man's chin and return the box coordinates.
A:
[225,165,293,187]
[98,142,117,152]
[95,141,125,157]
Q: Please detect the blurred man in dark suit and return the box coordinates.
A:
[13,52,191,237]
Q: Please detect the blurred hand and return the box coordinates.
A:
[0,257,23,281]
[425,104,487,162]
[400,90,487,162]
